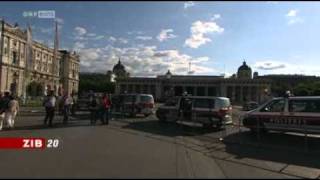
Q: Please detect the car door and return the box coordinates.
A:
[165,97,180,122]
[192,98,212,124]
[257,98,287,131]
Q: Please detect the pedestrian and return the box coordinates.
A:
[100,93,111,125]
[63,93,73,125]
[70,92,76,116]
[43,90,56,127]
[88,95,98,125]
[0,91,7,131]
[4,95,19,129]
[0,91,11,130]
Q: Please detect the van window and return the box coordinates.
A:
[216,98,230,108]
[140,95,153,103]
[261,99,285,112]
[289,100,320,113]
[123,95,136,103]
[193,98,214,108]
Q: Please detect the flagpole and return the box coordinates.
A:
[23,22,33,105]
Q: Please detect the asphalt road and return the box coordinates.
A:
[0,106,319,178]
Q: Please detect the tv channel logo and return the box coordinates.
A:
[38,10,55,19]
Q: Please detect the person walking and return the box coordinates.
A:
[43,90,56,127]
[4,95,19,129]
[100,93,111,125]
[63,93,73,125]
[0,91,9,131]
[88,95,98,125]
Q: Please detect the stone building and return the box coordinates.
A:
[0,20,80,97]
[114,61,271,104]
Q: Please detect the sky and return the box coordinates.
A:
[1,1,320,77]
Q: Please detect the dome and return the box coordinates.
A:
[238,61,251,71]
[113,59,125,72]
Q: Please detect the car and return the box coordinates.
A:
[156,96,233,129]
[242,101,259,111]
[111,93,155,117]
[241,96,320,134]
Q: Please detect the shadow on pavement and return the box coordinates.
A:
[222,131,320,169]
[121,120,222,137]
[3,122,96,132]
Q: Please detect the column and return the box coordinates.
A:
[240,86,243,104]
[232,86,236,103]
[155,83,161,101]
[205,86,209,96]
[220,84,226,97]
[247,85,251,102]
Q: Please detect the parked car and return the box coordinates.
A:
[156,96,232,129]
[241,96,320,134]
[242,101,259,111]
[112,93,155,117]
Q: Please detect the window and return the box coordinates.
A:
[12,51,17,64]
[194,98,214,108]
[289,100,320,113]
[261,99,285,112]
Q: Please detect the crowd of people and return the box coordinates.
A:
[0,89,113,130]
[43,90,112,127]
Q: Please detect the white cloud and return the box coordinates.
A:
[157,29,177,42]
[136,36,153,41]
[210,14,221,21]
[118,38,128,44]
[109,36,117,42]
[74,26,87,36]
[73,41,86,51]
[184,1,195,9]
[286,9,298,17]
[79,45,217,76]
[185,20,224,48]
[55,17,64,24]
[254,61,286,70]
[87,33,96,37]
[286,9,303,25]
[253,60,320,76]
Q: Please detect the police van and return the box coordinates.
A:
[241,96,320,134]
[156,96,232,129]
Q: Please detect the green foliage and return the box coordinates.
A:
[79,73,115,94]
[293,81,320,96]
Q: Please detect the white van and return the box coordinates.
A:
[156,96,232,128]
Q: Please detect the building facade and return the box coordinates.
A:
[114,61,272,104]
[0,20,80,97]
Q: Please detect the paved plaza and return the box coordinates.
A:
[0,107,319,178]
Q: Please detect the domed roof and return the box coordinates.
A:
[113,59,125,72]
[238,61,251,71]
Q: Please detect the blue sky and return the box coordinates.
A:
[1,1,320,77]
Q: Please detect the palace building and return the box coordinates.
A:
[0,20,80,97]
[114,61,272,104]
